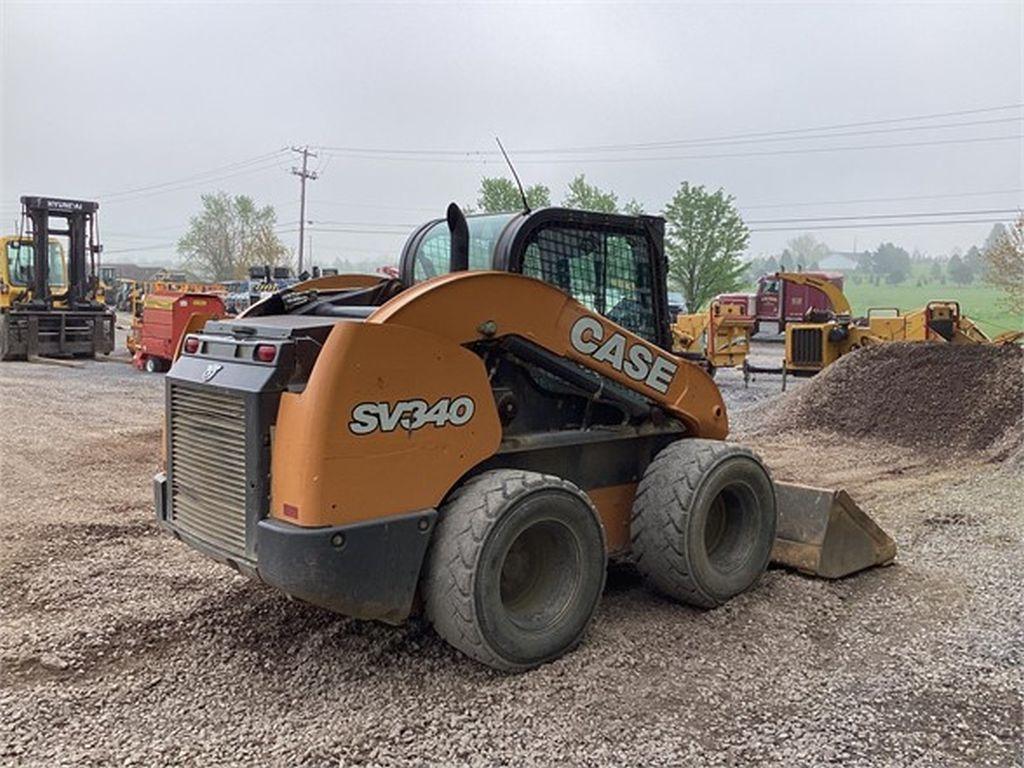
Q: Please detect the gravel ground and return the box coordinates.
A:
[1,342,1021,767]
[749,343,1023,452]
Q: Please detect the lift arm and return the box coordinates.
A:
[773,271,851,316]
[370,271,728,440]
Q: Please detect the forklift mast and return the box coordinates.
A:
[21,196,101,307]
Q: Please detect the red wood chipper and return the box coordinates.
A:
[128,291,226,373]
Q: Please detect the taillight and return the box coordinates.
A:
[183,336,200,354]
[254,344,277,363]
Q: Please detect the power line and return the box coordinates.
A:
[314,133,1022,166]
[748,217,1009,233]
[746,208,1020,225]
[103,242,179,255]
[99,149,288,200]
[320,116,1022,159]
[314,103,1022,157]
[518,134,1024,165]
[306,226,411,235]
[308,219,417,229]
[740,187,1024,210]
[99,159,287,206]
[515,108,1024,155]
[302,199,440,214]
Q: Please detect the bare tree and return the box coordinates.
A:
[984,214,1024,314]
[177,192,290,281]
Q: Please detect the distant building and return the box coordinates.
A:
[102,263,175,282]
[819,252,859,272]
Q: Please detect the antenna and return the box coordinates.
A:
[495,137,530,213]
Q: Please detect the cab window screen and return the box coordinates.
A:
[521,226,656,342]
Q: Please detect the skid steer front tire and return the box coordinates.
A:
[632,440,776,608]
[424,470,607,672]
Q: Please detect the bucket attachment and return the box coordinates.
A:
[771,482,896,579]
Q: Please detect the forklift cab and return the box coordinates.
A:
[2,238,66,293]
[398,206,673,351]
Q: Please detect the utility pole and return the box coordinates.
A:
[290,146,319,275]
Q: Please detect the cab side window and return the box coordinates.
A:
[413,226,451,282]
[521,226,657,342]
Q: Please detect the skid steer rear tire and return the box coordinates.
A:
[632,440,776,608]
[424,470,607,672]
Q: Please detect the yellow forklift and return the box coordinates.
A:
[0,197,115,361]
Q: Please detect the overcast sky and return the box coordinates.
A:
[2,1,1021,268]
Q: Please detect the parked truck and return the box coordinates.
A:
[717,271,845,335]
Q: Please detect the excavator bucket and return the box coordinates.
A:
[771,482,896,579]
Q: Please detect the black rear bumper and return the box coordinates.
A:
[154,472,436,625]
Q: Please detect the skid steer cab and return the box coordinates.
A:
[155,204,894,671]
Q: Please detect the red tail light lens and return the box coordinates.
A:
[254,344,277,363]
[183,336,200,354]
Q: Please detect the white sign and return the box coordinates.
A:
[569,315,677,395]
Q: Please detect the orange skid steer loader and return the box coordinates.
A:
[154,205,894,671]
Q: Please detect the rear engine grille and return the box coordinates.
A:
[791,328,823,365]
[169,385,249,558]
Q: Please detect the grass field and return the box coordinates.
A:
[842,280,1022,338]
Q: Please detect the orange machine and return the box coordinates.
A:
[153,205,894,671]
[128,291,226,373]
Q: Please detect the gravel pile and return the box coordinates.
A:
[753,343,1023,452]
[1,350,1021,766]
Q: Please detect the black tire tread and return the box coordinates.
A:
[424,469,604,671]
[631,439,772,608]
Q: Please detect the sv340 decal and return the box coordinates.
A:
[349,396,475,435]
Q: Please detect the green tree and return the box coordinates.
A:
[476,177,551,213]
[872,242,911,283]
[929,259,943,282]
[623,198,646,215]
[178,192,289,281]
[562,174,618,213]
[984,215,1024,314]
[785,233,830,269]
[778,249,793,272]
[984,222,1008,254]
[947,252,973,285]
[743,255,778,284]
[663,182,749,311]
[963,245,985,281]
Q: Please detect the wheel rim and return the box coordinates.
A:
[703,483,760,576]
[499,519,581,633]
